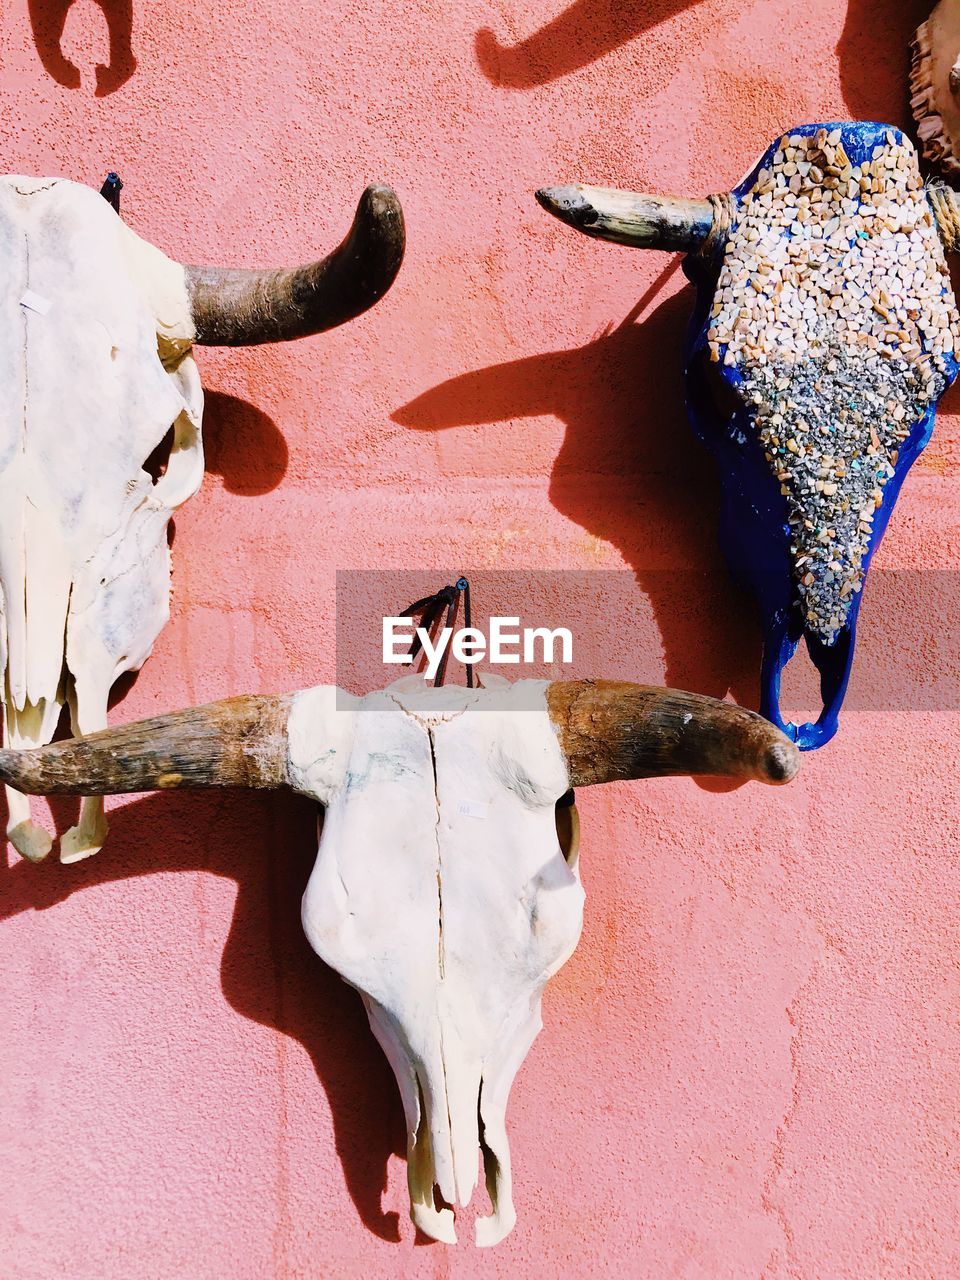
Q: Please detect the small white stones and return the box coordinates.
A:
[706,130,960,643]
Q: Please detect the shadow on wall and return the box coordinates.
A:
[27,0,135,95]
[478,0,930,127]
[475,0,706,89]
[0,788,408,1242]
[393,262,762,736]
[836,0,929,120]
[202,391,290,497]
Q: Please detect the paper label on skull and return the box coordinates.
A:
[19,290,51,315]
[457,799,488,820]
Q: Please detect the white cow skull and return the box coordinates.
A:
[0,672,798,1243]
[0,175,404,863]
[293,676,583,1246]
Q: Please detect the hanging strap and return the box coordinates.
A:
[400,576,473,687]
[397,577,575,808]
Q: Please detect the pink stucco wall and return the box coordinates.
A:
[1,0,959,1275]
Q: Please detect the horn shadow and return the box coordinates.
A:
[392,265,762,793]
[27,0,136,95]
[201,391,289,497]
[474,0,707,89]
[0,788,405,1242]
[836,0,929,120]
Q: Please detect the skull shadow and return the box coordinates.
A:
[393,264,762,791]
[202,391,290,497]
[836,0,929,121]
[0,787,408,1242]
[27,0,136,95]
[474,0,706,90]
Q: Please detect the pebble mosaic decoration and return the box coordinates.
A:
[707,129,960,643]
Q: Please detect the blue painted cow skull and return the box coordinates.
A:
[538,123,960,748]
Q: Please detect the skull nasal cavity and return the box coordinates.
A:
[142,426,175,484]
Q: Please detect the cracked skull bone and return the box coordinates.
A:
[293,676,584,1246]
[0,175,404,863]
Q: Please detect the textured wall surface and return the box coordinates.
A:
[1,0,959,1276]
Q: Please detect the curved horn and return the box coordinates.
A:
[185,184,405,345]
[0,695,293,795]
[547,681,799,787]
[535,184,723,253]
[926,182,960,253]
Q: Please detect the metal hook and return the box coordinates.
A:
[99,173,123,214]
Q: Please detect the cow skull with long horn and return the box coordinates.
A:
[538,123,960,749]
[1,673,799,1244]
[0,175,403,863]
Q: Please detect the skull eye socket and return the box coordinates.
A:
[555,794,580,868]
[142,425,175,485]
[143,411,204,510]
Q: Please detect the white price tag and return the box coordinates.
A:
[20,290,51,315]
[457,799,488,820]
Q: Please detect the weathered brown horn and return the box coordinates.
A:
[547,681,799,786]
[185,184,405,345]
[535,184,721,252]
[0,696,293,795]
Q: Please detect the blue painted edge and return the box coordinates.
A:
[681,121,959,749]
